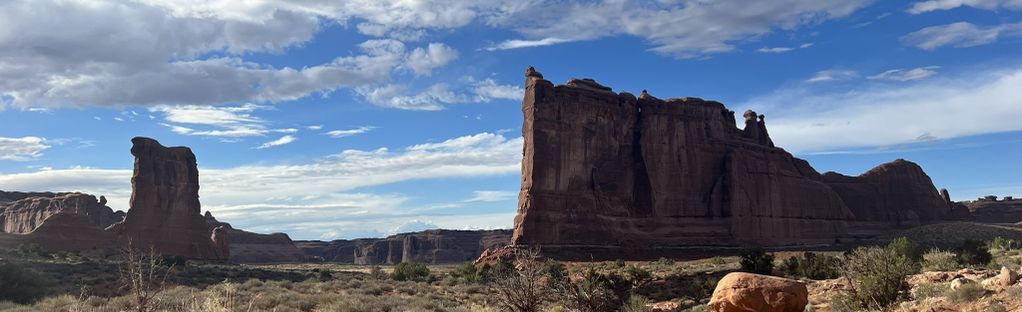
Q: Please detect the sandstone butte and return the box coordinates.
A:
[509,67,971,260]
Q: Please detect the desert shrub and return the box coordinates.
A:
[710,256,727,265]
[921,249,960,271]
[368,266,386,280]
[544,261,568,286]
[626,265,653,287]
[622,295,650,312]
[887,237,923,264]
[990,236,1018,251]
[162,255,188,268]
[840,246,914,310]
[316,270,332,281]
[946,283,985,303]
[615,259,626,268]
[491,248,554,312]
[739,248,774,275]
[955,240,992,267]
[687,275,719,301]
[391,262,430,282]
[449,262,482,284]
[912,283,946,299]
[781,252,841,280]
[655,257,674,267]
[559,268,632,312]
[0,261,51,304]
[119,243,175,312]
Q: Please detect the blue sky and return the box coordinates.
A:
[1,0,1020,240]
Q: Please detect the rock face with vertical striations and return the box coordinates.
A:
[107,137,223,259]
[297,229,512,264]
[512,67,955,259]
[204,212,305,263]
[1,192,123,234]
[964,196,1022,223]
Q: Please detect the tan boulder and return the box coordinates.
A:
[995,267,1019,287]
[950,277,974,290]
[708,272,808,312]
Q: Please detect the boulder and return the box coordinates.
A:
[511,67,953,259]
[996,266,1019,287]
[950,277,974,290]
[708,272,808,312]
[107,137,222,260]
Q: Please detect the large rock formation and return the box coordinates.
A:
[709,272,808,312]
[107,137,222,259]
[964,195,1022,223]
[1,192,123,234]
[204,212,306,263]
[512,67,955,259]
[298,229,512,264]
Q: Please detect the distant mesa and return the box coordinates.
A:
[296,229,511,265]
[964,195,1022,223]
[506,67,970,260]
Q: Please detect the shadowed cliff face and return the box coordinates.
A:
[512,67,953,260]
[108,137,222,259]
[965,196,1022,223]
[0,192,123,234]
[296,229,512,264]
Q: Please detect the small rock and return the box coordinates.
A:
[950,277,974,290]
[996,266,1019,287]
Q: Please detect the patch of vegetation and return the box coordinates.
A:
[912,282,946,299]
[840,246,915,310]
[989,236,1019,251]
[946,283,985,304]
[0,261,51,304]
[921,249,960,272]
[391,262,431,282]
[739,248,774,275]
[781,252,841,280]
[448,262,482,284]
[626,265,653,287]
[888,237,923,264]
[559,268,632,312]
[655,257,675,267]
[955,240,993,267]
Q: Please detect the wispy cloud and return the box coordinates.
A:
[463,190,517,203]
[902,22,1022,50]
[324,126,375,138]
[745,66,1022,153]
[152,104,296,138]
[907,0,1022,14]
[255,135,296,149]
[756,43,814,53]
[0,137,50,161]
[484,37,574,51]
[867,66,940,81]
[357,78,522,110]
[807,69,859,82]
[404,43,459,76]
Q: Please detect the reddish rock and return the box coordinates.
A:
[298,229,511,264]
[23,213,116,251]
[708,272,808,312]
[204,212,304,263]
[1,192,123,234]
[512,68,954,259]
[107,137,222,260]
[964,196,1022,223]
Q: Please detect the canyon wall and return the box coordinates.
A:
[298,229,512,264]
[512,67,954,259]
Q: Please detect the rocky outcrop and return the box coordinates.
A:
[708,272,808,312]
[964,196,1022,223]
[1,192,123,234]
[107,137,222,259]
[202,213,305,263]
[298,229,512,264]
[512,67,954,259]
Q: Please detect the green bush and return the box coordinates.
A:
[955,240,992,267]
[390,262,430,282]
[625,265,652,287]
[687,275,719,301]
[739,248,774,275]
[887,237,923,264]
[622,295,651,312]
[545,260,568,286]
[655,257,674,267]
[449,262,481,284]
[0,262,51,304]
[781,252,841,280]
[710,256,727,265]
[559,268,632,312]
[921,249,960,272]
[990,236,1018,251]
[912,283,946,299]
[841,246,914,310]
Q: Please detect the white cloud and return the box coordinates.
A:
[324,126,375,138]
[908,0,1022,14]
[358,78,522,110]
[867,66,940,81]
[807,69,859,82]
[151,104,296,138]
[0,132,523,238]
[488,1,869,57]
[484,37,574,51]
[472,78,524,102]
[757,43,814,53]
[404,43,459,76]
[306,125,323,130]
[255,135,296,149]
[902,22,1022,50]
[0,137,50,161]
[744,66,1022,153]
[463,190,517,203]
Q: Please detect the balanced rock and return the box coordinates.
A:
[107,137,222,259]
[708,272,808,312]
[511,68,954,259]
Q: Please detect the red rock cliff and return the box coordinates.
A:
[512,68,951,259]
